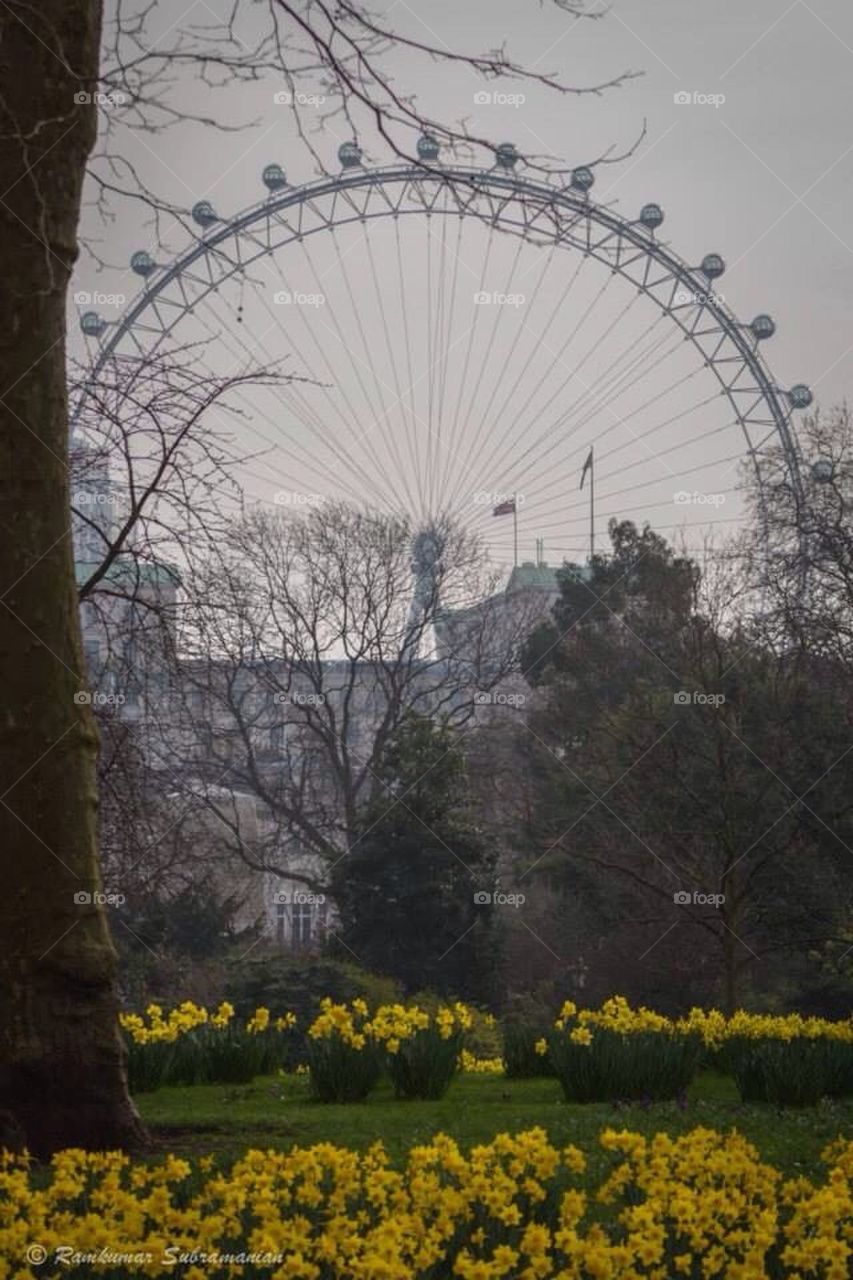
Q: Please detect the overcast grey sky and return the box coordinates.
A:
[73,0,853,569]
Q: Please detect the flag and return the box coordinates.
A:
[580,447,593,490]
[493,498,516,517]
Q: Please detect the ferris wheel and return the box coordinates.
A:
[73,136,812,573]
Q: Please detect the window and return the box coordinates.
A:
[292,902,313,950]
[275,899,315,950]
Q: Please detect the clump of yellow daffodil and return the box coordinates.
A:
[1,1129,849,1277]
[119,1001,299,1092]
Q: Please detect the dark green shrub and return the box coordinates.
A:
[226,955,401,1027]
[728,1038,853,1106]
[548,1028,701,1103]
[382,1029,463,1100]
[502,1022,555,1078]
[306,1035,382,1103]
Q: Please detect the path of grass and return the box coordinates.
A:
[137,1071,853,1181]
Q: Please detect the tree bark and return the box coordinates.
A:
[0,0,145,1153]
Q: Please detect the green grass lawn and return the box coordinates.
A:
[137,1071,853,1181]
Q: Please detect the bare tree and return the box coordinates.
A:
[740,404,853,667]
[85,0,641,255]
[154,501,537,892]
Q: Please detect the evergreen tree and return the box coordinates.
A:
[331,714,500,1003]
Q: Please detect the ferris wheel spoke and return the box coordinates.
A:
[433,213,466,509]
[451,240,560,509]
[462,269,616,505]
[393,220,428,522]
[339,227,424,518]
[73,151,811,579]
[480,296,663,508]
[440,225,496,503]
[265,246,406,508]
[207,275,396,509]
[462,249,589,499]
[298,234,417,513]
[196,285,399,511]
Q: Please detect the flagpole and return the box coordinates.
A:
[513,499,518,568]
[589,446,595,563]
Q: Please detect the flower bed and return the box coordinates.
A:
[1,1128,850,1278]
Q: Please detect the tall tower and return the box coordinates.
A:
[402,526,443,661]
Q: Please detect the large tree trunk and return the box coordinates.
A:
[0,1,145,1154]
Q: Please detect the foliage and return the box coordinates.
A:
[331,713,502,1003]
[225,955,401,1049]
[305,998,381,1102]
[502,1021,556,1078]
[548,1026,701,1103]
[726,1038,853,1106]
[370,1002,472,1099]
[120,1002,298,1093]
[520,519,853,1013]
[114,881,258,1010]
[306,999,477,1101]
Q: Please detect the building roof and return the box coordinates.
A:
[505,562,560,594]
[75,558,180,588]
